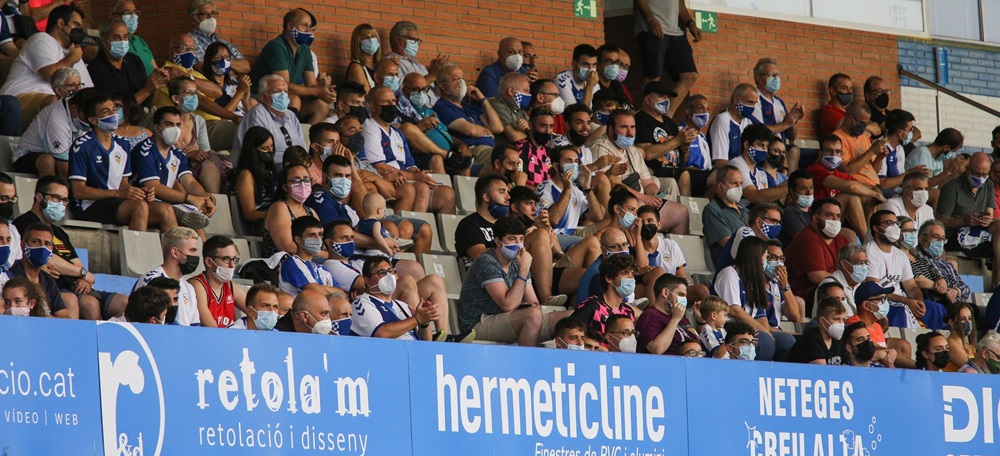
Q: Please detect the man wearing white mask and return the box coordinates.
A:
[814,244,867,319]
[635,273,698,355]
[132,106,216,230]
[604,314,638,353]
[229,282,280,331]
[702,165,748,263]
[351,256,440,341]
[788,297,848,365]
[189,235,246,328]
[273,289,333,335]
[278,216,338,296]
[188,0,250,74]
[475,36,528,99]
[880,173,934,229]
[786,198,851,311]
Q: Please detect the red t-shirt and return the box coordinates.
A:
[818,103,845,137]
[806,163,855,199]
[786,225,849,304]
[193,273,236,327]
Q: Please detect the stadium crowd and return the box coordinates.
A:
[0,0,997,374]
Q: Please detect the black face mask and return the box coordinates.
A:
[640,224,657,241]
[853,340,876,361]
[932,350,951,369]
[873,93,889,110]
[348,106,368,124]
[346,133,364,154]
[567,129,588,147]
[518,214,533,227]
[0,201,13,221]
[179,254,200,275]
[766,154,784,169]
[68,28,86,46]
[532,131,552,146]
[377,105,399,123]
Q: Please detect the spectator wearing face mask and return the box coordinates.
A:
[386,21,448,105]
[401,73,473,175]
[781,170,814,245]
[915,331,951,372]
[346,23,382,92]
[728,123,787,206]
[14,71,88,179]
[938,152,1000,287]
[863,76,893,131]
[805,134,876,240]
[604,314,638,353]
[489,72,531,149]
[527,79,567,135]
[748,58,804,172]
[189,235,245,328]
[702,166,748,263]
[958,330,1000,374]
[554,44,599,109]
[351,256,439,341]
[789,297,848,365]
[592,44,634,111]
[942,302,978,372]
[675,94,712,194]
[708,84,756,168]
[273,290,333,335]
[571,253,639,337]
[843,281,902,364]
[818,73,853,137]
[814,245,866,319]
[133,227,201,326]
[721,321,757,361]
[8,225,65,318]
[231,75,306,166]
[324,82,367,124]
[714,202,782,273]
[122,285,171,324]
[877,109,918,194]
[476,37,528,99]
[188,0,249,74]
[635,273,698,355]
[434,63,503,168]
[911,219,969,306]
[553,317,587,350]
[841,321,886,367]
[278,216,337,296]
[153,34,225,123]
[635,81,697,186]
[229,282,280,331]
[88,18,167,106]
[904,128,967,190]
[880,173,934,231]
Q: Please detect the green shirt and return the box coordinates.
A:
[938,175,995,236]
[128,34,156,76]
[249,35,313,96]
[487,96,527,149]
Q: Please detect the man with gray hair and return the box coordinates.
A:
[133,227,203,326]
[749,57,803,172]
[231,73,305,165]
[14,71,87,177]
[815,242,868,319]
[188,0,250,74]
[386,20,449,104]
[880,172,934,229]
[488,71,531,148]
[88,18,168,104]
[959,330,1000,373]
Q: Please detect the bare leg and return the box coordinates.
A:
[417,274,450,335]
[509,306,543,346]
[148,201,178,232]
[394,259,425,283]
[557,267,587,298]
[413,223,432,254]
[392,182,416,212]
[105,293,128,319]
[542,309,574,341]
[36,154,56,177]
[400,122,449,162]
[301,97,331,125]
[666,72,699,118]
[117,200,149,231]
[886,337,915,369]
[564,235,601,268]
[60,291,79,319]
[678,170,691,197]
[429,185,456,214]
[687,283,710,307]
[412,181,430,212]
[658,201,690,234]
[197,162,222,194]
[785,145,801,173]
[78,293,101,320]
[525,228,553,304]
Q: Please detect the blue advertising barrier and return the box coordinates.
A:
[932,370,1000,456]
[0,317,103,454]
[95,321,412,455]
[406,342,689,456]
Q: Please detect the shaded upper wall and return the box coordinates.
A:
[605,11,901,141]
[88,0,605,85]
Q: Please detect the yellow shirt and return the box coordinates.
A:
[153,62,222,121]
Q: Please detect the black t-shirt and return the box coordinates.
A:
[634,110,680,174]
[455,212,494,268]
[594,80,635,111]
[10,261,66,315]
[788,326,846,365]
[274,311,296,332]
[88,50,150,104]
[13,211,80,289]
[867,101,887,126]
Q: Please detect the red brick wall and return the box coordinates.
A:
[605,12,901,141]
[89,0,605,85]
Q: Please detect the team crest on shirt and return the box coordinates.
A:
[653,127,670,143]
[113,151,123,164]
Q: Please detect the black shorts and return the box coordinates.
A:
[12,152,42,174]
[77,198,126,225]
[637,32,698,80]
[687,168,712,198]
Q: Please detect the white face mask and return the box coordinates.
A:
[375,273,397,295]
[311,317,333,335]
[505,53,524,71]
[724,186,743,203]
[822,219,842,238]
[909,189,929,207]
[214,264,235,282]
[883,224,901,243]
[617,334,637,353]
[9,306,30,317]
[161,126,181,146]
[825,319,845,340]
[198,17,217,35]
[560,337,585,351]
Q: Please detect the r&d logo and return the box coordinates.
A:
[942,385,999,444]
[97,322,165,456]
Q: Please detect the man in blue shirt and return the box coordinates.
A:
[131,106,216,230]
[434,63,504,169]
[68,92,177,231]
[749,58,804,173]
[475,36,530,98]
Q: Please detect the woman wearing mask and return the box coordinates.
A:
[944,302,978,372]
[715,236,795,361]
[166,77,228,193]
[911,219,970,305]
[2,277,49,318]
[346,24,381,92]
[262,164,320,258]
[759,138,788,187]
[915,331,951,372]
[235,127,277,236]
[111,92,152,152]
[201,42,254,120]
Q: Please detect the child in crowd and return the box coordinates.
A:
[358,193,401,257]
[699,296,729,354]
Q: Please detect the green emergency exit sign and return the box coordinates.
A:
[695,10,718,33]
[574,0,597,19]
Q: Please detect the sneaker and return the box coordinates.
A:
[634,297,649,309]
[434,330,449,342]
[546,294,569,308]
[173,206,211,229]
[446,329,476,343]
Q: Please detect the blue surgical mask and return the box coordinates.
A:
[969,175,987,188]
[850,122,868,137]
[562,163,580,181]
[409,91,429,109]
[24,245,53,268]
[501,243,522,261]
[404,39,419,58]
[115,108,125,124]
[692,112,709,128]
[329,176,352,199]
[180,94,198,113]
[849,264,868,283]
[874,299,890,320]
[361,37,380,55]
[614,134,635,149]
[514,91,532,110]
[925,240,945,257]
[122,13,139,33]
[603,64,620,81]
[290,28,314,46]
[173,51,196,69]
[332,240,355,258]
[764,260,782,279]
[796,194,814,209]
[821,155,842,170]
[331,316,353,335]
[738,344,756,360]
[576,67,591,81]
[42,200,65,222]
[271,92,290,111]
[903,129,914,145]
[749,146,768,164]
[96,114,119,132]
[619,210,637,229]
[109,40,129,59]
[615,277,636,298]
[0,245,10,266]
[761,222,781,239]
[383,75,401,92]
[488,200,509,218]
[902,231,918,249]
[765,76,781,93]
[254,310,278,331]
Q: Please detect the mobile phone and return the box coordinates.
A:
[164,306,178,325]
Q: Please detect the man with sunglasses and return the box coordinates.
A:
[13,176,127,320]
[189,235,246,328]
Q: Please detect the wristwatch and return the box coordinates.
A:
[79,267,89,278]
[782,284,791,292]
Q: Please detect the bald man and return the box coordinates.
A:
[938,152,1000,287]
[475,37,529,98]
[274,289,333,334]
[328,293,354,336]
[709,83,756,168]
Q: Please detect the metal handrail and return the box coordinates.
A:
[898,64,1000,118]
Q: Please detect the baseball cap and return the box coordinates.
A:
[854,281,895,305]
